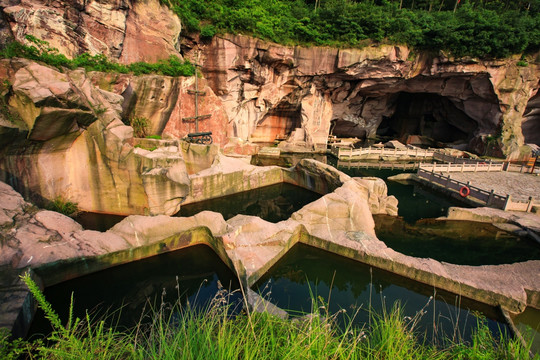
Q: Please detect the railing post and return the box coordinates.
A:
[461,163,465,173]
[527,197,534,212]
[430,168,435,181]
[445,174,451,188]
[368,146,371,155]
[474,162,478,173]
[488,160,492,172]
[448,162,451,173]
[394,147,397,156]
[487,189,494,206]
[503,194,511,211]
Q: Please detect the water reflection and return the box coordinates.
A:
[177,183,320,222]
[29,245,240,337]
[512,307,540,354]
[255,243,507,344]
[374,216,540,265]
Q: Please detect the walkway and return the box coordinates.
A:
[448,172,540,201]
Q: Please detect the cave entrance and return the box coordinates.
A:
[250,103,301,143]
[523,89,540,146]
[376,92,476,146]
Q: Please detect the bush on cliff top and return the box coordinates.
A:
[164,0,540,59]
[0,35,195,77]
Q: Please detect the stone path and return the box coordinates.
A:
[447,172,540,201]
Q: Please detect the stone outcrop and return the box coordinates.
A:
[195,34,540,157]
[0,59,192,216]
[354,177,398,216]
[1,0,182,63]
[2,174,539,336]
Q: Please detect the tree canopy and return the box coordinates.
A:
[162,0,540,59]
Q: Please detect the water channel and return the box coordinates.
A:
[31,155,540,350]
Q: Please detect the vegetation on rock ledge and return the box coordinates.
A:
[165,0,540,59]
[0,36,195,77]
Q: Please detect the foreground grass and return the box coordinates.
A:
[1,273,536,359]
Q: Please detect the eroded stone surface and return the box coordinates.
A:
[0,60,192,216]
[1,0,181,63]
[197,34,540,157]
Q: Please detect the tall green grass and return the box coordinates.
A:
[3,272,536,359]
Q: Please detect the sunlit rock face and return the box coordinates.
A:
[198,34,540,157]
[1,0,181,63]
[0,59,191,216]
[91,73,230,147]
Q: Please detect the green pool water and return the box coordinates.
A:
[374,215,540,265]
[28,245,241,338]
[512,307,540,354]
[177,182,321,222]
[255,243,508,345]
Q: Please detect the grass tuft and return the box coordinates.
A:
[3,274,537,359]
[45,196,79,217]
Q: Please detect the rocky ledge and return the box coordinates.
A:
[1,161,538,338]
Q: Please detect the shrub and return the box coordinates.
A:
[200,24,217,40]
[130,117,149,138]
[45,196,79,217]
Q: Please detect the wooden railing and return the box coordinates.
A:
[418,161,504,173]
[417,167,539,212]
[330,146,435,159]
[433,152,504,165]
[336,160,424,171]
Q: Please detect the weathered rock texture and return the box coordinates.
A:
[195,34,540,157]
[2,173,539,336]
[1,0,182,63]
[0,59,192,216]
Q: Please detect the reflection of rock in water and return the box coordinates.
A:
[178,183,320,222]
[374,215,540,265]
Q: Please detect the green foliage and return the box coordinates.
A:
[0,328,32,359]
[161,0,540,59]
[46,196,79,217]
[0,37,195,77]
[130,117,149,138]
[134,144,158,151]
[517,60,529,67]
[145,135,162,140]
[20,272,134,359]
[200,24,217,40]
[7,276,537,359]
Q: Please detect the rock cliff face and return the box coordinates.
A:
[0,0,182,63]
[0,0,540,215]
[195,34,540,156]
[1,0,539,157]
[0,58,193,216]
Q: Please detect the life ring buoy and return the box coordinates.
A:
[459,186,470,197]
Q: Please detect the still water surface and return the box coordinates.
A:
[255,243,507,344]
[29,245,241,337]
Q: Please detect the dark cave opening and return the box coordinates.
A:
[376,92,475,145]
[331,92,479,148]
[523,89,540,146]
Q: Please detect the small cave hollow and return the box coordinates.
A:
[250,102,301,143]
[522,89,540,146]
[376,92,477,146]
